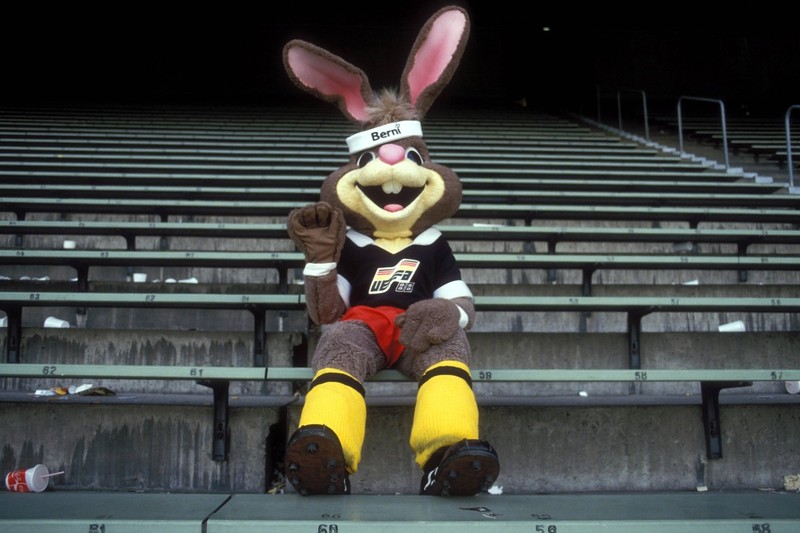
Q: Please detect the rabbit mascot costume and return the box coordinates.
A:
[282,5,499,496]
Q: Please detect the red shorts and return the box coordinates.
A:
[340,305,406,366]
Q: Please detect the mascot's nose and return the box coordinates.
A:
[378,143,406,166]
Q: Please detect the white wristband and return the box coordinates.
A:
[303,262,336,277]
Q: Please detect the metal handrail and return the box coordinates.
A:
[616,89,650,141]
[785,104,800,190]
[596,85,602,123]
[595,86,650,141]
[677,96,730,170]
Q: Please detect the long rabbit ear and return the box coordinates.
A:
[283,39,374,124]
[400,6,470,118]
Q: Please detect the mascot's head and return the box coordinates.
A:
[283,6,470,240]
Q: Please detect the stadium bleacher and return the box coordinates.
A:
[1,103,798,531]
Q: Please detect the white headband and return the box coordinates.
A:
[346,120,423,154]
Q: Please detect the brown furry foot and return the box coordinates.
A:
[420,439,499,496]
[285,425,350,495]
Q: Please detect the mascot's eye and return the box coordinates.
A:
[405,147,423,165]
[356,151,376,168]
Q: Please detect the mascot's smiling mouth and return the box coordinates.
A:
[356,183,425,213]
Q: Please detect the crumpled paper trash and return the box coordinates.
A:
[34,384,115,397]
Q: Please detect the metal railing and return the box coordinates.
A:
[785,104,800,190]
[617,89,650,141]
[677,96,730,170]
[595,86,650,141]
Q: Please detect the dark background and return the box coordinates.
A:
[3,2,798,117]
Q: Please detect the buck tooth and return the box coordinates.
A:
[382,181,402,194]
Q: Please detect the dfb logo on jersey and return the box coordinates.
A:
[369,259,420,295]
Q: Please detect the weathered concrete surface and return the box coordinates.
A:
[0,329,300,395]
[0,402,279,492]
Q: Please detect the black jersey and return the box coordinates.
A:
[337,229,472,310]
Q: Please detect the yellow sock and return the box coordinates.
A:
[410,360,479,469]
[298,368,367,474]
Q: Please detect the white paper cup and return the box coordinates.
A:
[62,240,77,249]
[132,273,147,283]
[718,320,746,332]
[786,381,800,395]
[43,316,70,328]
[5,464,49,493]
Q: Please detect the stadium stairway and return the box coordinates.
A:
[0,102,798,532]
[648,112,800,177]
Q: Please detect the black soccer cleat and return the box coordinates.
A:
[420,439,500,496]
[285,424,350,496]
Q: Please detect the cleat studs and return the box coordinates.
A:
[307,443,318,454]
[326,459,337,469]
[471,461,481,471]
[288,463,299,472]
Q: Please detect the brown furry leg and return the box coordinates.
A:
[287,320,385,492]
[312,320,387,380]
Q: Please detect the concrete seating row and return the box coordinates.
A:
[2,247,798,295]
[4,196,800,226]
[4,219,798,253]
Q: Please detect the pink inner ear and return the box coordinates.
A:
[406,10,467,106]
[287,46,369,122]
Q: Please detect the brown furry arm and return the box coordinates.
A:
[287,202,348,325]
[304,268,347,325]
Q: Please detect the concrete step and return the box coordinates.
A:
[1,282,798,332]
[1,491,799,532]
[1,397,797,493]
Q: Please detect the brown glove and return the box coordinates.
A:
[287,202,347,264]
[395,298,461,353]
